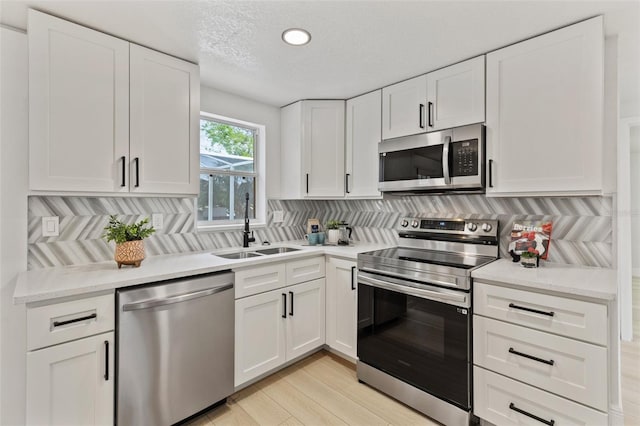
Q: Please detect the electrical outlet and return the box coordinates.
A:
[152,213,163,230]
[273,210,284,223]
[42,216,59,237]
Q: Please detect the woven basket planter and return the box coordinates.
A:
[114,240,146,268]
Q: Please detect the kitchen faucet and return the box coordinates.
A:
[243,192,255,248]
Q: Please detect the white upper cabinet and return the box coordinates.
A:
[28,10,130,193]
[486,17,603,196]
[280,100,345,198]
[382,75,428,140]
[28,10,200,195]
[345,90,382,198]
[426,56,485,131]
[129,45,200,194]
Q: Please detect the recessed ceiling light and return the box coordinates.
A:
[282,28,311,46]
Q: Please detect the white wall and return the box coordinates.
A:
[630,126,640,275]
[200,85,281,199]
[0,25,29,425]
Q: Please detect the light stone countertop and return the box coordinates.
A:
[14,241,394,304]
[471,258,617,301]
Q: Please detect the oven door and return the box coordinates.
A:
[357,271,471,410]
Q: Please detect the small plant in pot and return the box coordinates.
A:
[520,249,540,268]
[102,215,155,268]
[325,219,341,244]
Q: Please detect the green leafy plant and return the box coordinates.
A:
[326,219,341,230]
[102,215,155,244]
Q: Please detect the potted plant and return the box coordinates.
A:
[102,215,155,268]
[519,250,540,268]
[326,219,341,244]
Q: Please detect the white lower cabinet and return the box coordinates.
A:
[234,257,326,387]
[473,280,609,424]
[325,257,357,359]
[27,332,114,426]
[474,367,608,426]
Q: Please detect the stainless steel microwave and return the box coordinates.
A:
[378,123,485,193]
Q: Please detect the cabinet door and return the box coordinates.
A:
[286,278,326,360]
[326,258,357,358]
[235,289,286,386]
[426,56,485,131]
[26,332,114,426]
[346,91,382,198]
[486,17,603,196]
[28,10,129,192]
[382,74,427,140]
[130,44,200,195]
[302,101,345,197]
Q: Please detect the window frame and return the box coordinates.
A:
[197,112,266,231]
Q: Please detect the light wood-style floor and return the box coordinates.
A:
[185,351,439,426]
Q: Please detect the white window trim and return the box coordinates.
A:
[197,112,266,231]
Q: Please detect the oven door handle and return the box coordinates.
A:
[358,272,468,307]
[359,266,459,289]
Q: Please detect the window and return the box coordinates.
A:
[198,113,265,228]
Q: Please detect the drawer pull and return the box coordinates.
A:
[508,303,554,317]
[104,340,109,381]
[509,402,555,426]
[509,347,555,366]
[52,313,97,328]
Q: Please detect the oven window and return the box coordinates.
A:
[381,146,444,181]
[357,284,470,410]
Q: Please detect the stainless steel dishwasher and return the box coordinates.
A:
[116,271,234,425]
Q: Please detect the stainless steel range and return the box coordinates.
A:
[357,218,499,426]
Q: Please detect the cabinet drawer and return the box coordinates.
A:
[235,263,287,298]
[473,316,607,411]
[474,281,607,345]
[27,293,115,351]
[474,367,608,426]
[286,256,325,285]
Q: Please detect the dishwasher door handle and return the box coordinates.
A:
[122,283,233,311]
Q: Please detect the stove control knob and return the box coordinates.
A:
[467,222,478,232]
[411,220,419,228]
[401,219,409,227]
[482,223,493,232]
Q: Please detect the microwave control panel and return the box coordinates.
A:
[451,139,478,177]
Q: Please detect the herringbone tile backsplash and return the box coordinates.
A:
[27,194,612,269]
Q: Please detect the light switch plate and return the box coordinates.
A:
[42,216,59,237]
[152,213,163,230]
[273,210,284,223]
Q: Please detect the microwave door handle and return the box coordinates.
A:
[442,135,451,184]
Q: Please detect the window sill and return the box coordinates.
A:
[197,222,267,233]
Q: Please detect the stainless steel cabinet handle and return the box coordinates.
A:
[508,347,555,366]
[509,403,555,426]
[104,340,109,381]
[53,313,97,328]
[122,283,233,311]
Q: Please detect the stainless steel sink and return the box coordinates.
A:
[254,247,301,255]
[214,251,264,260]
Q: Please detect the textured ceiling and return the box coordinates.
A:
[1,0,639,108]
